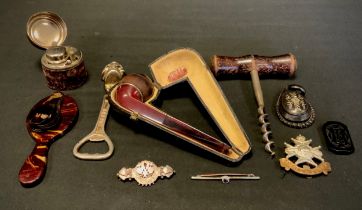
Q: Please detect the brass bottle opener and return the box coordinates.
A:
[73,95,114,160]
[73,62,124,160]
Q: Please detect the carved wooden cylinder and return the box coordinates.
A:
[211,54,297,78]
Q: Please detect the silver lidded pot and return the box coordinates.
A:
[27,11,87,90]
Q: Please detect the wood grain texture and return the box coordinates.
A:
[211,54,297,78]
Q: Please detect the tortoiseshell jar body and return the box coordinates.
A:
[41,46,87,90]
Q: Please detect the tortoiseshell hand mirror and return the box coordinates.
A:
[18,92,78,187]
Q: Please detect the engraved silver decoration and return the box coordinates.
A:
[117,160,175,186]
[276,84,315,128]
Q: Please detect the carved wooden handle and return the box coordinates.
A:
[211,54,297,78]
[18,144,49,187]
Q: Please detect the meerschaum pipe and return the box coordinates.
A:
[111,74,232,154]
[106,49,252,162]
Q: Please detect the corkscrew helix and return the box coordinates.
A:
[258,106,274,156]
[250,60,275,157]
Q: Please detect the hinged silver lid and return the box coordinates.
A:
[26,11,67,49]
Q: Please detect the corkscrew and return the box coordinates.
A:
[211,53,297,157]
[258,107,274,156]
[251,67,275,156]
